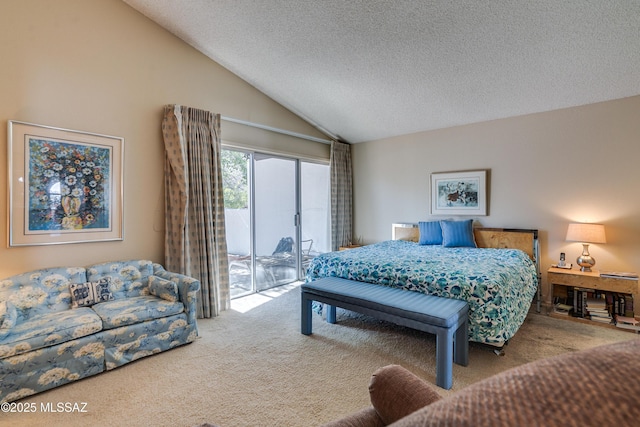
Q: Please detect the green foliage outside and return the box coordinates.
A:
[221,150,248,209]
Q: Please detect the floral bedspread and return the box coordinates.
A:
[305,240,538,344]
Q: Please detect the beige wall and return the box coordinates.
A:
[0,0,329,277]
[352,96,640,304]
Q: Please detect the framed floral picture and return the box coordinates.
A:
[430,170,487,216]
[8,121,124,246]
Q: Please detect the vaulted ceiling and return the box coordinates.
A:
[123,0,640,143]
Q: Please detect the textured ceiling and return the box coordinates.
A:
[123,0,640,143]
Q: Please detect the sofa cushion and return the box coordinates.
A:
[86,260,154,299]
[148,276,179,302]
[96,313,195,370]
[0,301,19,339]
[0,267,87,322]
[91,295,184,330]
[0,307,103,359]
[70,278,114,308]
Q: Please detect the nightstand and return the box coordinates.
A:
[338,245,363,251]
[547,267,639,328]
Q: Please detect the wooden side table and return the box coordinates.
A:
[338,245,363,251]
[547,267,639,325]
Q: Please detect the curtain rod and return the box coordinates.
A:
[220,115,333,144]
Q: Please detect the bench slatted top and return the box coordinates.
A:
[302,277,468,328]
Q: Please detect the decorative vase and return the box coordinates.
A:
[60,195,83,229]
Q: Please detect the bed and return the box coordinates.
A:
[305,224,540,346]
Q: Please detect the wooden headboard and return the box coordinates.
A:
[474,228,538,261]
[391,223,538,262]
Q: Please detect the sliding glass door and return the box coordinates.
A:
[223,148,329,298]
[223,150,252,297]
[300,161,330,274]
[254,154,298,291]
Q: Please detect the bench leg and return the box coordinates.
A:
[326,304,336,324]
[301,293,312,335]
[435,328,454,390]
[454,319,469,366]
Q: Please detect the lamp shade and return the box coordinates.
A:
[565,223,606,244]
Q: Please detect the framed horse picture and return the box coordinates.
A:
[430,170,487,216]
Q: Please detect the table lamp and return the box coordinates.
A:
[565,223,606,272]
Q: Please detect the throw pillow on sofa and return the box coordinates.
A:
[148,276,179,302]
[70,278,114,308]
[0,300,18,338]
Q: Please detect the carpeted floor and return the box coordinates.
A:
[4,283,637,427]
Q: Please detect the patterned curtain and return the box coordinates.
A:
[161,105,230,318]
[330,140,353,251]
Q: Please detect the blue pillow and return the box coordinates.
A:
[418,221,443,245]
[148,275,179,302]
[440,220,477,248]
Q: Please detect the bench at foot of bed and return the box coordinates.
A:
[300,277,469,390]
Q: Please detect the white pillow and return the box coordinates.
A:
[69,278,114,308]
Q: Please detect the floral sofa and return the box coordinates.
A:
[0,260,200,403]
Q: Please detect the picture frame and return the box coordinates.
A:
[430,170,487,216]
[7,120,124,246]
